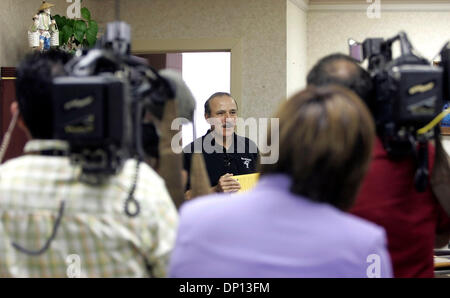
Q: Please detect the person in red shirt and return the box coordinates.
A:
[307,53,450,277]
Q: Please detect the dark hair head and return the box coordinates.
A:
[204,92,237,116]
[15,49,72,139]
[260,85,375,210]
[307,53,375,114]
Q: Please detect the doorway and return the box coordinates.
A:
[137,51,231,147]
[181,52,231,146]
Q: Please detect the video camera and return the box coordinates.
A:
[349,32,450,191]
[52,21,175,177]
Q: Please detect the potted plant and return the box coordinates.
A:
[53,6,98,53]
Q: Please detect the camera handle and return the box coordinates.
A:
[396,32,413,56]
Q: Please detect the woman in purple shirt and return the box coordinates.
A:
[169,85,392,278]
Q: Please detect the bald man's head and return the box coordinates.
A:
[307,53,374,113]
[323,59,359,81]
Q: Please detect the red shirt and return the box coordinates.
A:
[350,138,450,278]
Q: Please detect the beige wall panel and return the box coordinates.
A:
[307,10,450,72]
[4,1,450,121]
[287,0,307,98]
[120,0,288,119]
[0,0,102,67]
[1,0,287,120]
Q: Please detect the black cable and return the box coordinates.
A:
[12,201,65,256]
[124,158,141,217]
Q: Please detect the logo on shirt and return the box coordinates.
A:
[241,157,252,169]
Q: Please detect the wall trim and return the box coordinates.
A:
[309,3,450,11]
[132,38,243,116]
[289,0,309,12]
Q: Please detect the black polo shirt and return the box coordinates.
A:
[183,131,259,189]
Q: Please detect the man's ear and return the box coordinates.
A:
[10,101,31,138]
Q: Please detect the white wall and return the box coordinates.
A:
[287,0,308,98]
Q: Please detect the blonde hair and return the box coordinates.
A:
[260,85,375,210]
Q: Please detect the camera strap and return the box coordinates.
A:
[124,158,141,217]
[11,201,65,256]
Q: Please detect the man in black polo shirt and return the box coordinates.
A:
[183,92,258,195]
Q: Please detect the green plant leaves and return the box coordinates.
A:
[74,20,87,43]
[60,24,73,45]
[86,20,98,47]
[81,7,91,21]
[67,18,75,28]
[53,14,65,30]
[54,6,97,50]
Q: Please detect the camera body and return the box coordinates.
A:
[53,75,131,174]
[350,33,447,147]
[52,22,173,175]
[349,32,450,191]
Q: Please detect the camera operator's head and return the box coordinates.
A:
[260,85,375,210]
[15,49,72,139]
[307,53,375,115]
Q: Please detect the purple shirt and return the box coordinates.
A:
[169,174,392,278]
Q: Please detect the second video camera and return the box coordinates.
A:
[349,32,449,191]
[52,22,186,176]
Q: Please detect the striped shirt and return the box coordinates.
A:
[0,140,178,277]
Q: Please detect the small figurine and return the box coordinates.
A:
[29,1,58,51]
